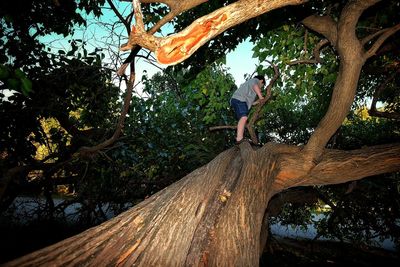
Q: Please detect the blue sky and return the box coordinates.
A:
[40,2,259,89]
[226,39,259,86]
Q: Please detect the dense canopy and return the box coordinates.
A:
[0,0,399,266]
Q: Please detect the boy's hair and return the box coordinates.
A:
[254,75,265,85]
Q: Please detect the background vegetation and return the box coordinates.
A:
[0,0,399,265]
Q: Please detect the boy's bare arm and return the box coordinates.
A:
[252,84,264,99]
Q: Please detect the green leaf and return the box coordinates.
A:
[14,69,26,79]
[7,78,20,90]
[0,65,10,80]
[21,78,33,95]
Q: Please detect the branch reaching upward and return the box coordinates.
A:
[363,23,400,60]
[300,0,392,163]
[289,39,329,65]
[247,61,279,143]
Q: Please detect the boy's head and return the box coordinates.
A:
[254,75,265,87]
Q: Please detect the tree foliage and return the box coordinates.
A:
[0,0,115,215]
[247,0,400,250]
[0,0,399,265]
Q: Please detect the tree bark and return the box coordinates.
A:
[122,0,308,65]
[4,0,400,266]
[4,142,400,266]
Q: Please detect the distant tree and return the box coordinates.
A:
[0,0,119,214]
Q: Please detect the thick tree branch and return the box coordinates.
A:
[302,0,383,162]
[122,0,308,65]
[302,15,337,47]
[338,0,381,42]
[307,143,400,186]
[117,0,207,75]
[275,143,400,190]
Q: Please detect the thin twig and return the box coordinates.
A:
[289,39,329,65]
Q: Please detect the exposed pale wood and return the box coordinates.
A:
[122,0,307,65]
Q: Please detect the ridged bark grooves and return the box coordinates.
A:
[5,144,279,266]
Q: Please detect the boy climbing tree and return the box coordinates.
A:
[230,75,265,144]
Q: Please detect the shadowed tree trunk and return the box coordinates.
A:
[4,0,400,266]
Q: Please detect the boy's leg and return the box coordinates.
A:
[236,116,248,142]
[230,98,249,143]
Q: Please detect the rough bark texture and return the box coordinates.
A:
[4,142,400,266]
[4,0,400,266]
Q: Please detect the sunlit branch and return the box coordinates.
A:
[275,143,400,191]
[122,0,307,65]
[305,143,400,186]
[117,0,207,75]
[301,1,383,163]
[133,0,145,32]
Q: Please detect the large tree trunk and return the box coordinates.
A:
[5,0,400,266]
[5,144,271,266]
[4,142,400,266]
